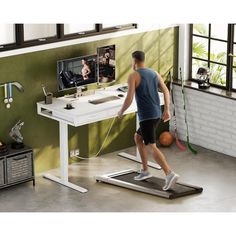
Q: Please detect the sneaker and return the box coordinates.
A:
[162,171,179,191]
[134,170,152,181]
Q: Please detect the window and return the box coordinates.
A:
[102,23,122,29]
[102,23,137,30]
[190,24,236,91]
[0,24,137,52]
[24,24,57,41]
[64,24,95,35]
[0,24,16,47]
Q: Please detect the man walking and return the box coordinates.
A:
[118,51,179,191]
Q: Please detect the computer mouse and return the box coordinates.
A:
[118,94,124,98]
[65,103,74,110]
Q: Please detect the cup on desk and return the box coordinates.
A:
[45,92,53,104]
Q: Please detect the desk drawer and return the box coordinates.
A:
[6,152,33,184]
[0,159,5,186]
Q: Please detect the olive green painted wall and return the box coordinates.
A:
[0,26,178,173]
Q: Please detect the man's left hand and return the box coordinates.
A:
[118,110,124,119]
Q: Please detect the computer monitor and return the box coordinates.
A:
[57,54,97,91]
[97,45,116,83]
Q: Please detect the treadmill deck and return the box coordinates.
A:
[96,169,203,199]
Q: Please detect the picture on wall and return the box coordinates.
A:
[97,45,116,83]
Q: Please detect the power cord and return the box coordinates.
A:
[93,116,117,157]
[73,116,117,160]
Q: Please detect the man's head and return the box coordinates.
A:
[132,51,145,70]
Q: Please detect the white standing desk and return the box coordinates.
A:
[37,84,164,193]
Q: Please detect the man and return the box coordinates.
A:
[118,51,179,191]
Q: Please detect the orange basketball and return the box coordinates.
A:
[159,131,174,147]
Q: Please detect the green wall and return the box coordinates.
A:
[0,26,178,173]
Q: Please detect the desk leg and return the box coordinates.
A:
[59,121,68,182]
[43,121,88,193]
[118,113,161,170]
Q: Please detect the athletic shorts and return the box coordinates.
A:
[136,118,160,145]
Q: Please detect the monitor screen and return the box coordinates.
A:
[57,54,97,91]
[97,45,116,83]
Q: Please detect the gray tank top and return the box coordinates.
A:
[135,68,162,122]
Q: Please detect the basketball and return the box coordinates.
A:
[159,131,174,147]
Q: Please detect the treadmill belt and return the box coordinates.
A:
[96,170,203,199]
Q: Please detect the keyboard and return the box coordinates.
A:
[88,96,120,105]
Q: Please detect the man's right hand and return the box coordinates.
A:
[162,109,171,122]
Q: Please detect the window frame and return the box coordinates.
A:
[189,24,236,91]
[22,24,59,46]
[62,24,98,39]
[102,23,137,31]
[0,24,18,51]
[0,23,137,52]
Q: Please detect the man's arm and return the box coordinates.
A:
[156,72,171,122]
[118,73,136,118]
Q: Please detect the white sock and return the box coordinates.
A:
[166,171,174,179]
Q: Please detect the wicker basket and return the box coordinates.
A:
[6,153,33,184]
[0,158,5,186]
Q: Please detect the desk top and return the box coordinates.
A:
[37,84,164,127]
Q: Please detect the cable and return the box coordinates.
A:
[73,116,117,160]
[94,116,117,157]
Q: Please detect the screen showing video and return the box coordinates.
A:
[57,55,97,91]
[98,45,116,83]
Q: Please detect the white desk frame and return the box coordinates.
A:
[37,84,163,193]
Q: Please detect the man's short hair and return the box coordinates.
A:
[132,51,145,62]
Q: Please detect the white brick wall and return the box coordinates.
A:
[170,84,236,157]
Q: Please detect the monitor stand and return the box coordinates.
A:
[74,86,85,98]
[64,86,95,99]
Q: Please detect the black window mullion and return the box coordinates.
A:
[226,24,233,91]
[15,24,24,46]
[231,25,235,89]
[57,24,64,39]
[188,24,193,80]
[192,57,227,66]
[208,24,211,69]
[192,34,228,43]
[192,34,209,39]
[95,24,102,32]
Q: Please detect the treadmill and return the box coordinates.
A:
[96,169,203,199]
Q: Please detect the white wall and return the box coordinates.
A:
[178,24,190,80]
[171,84,236,157]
